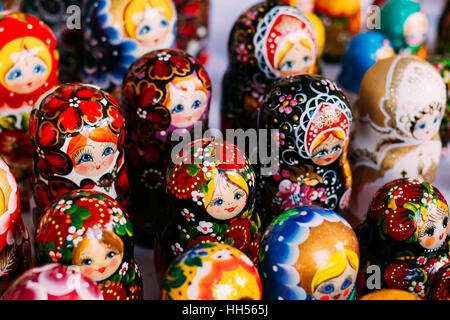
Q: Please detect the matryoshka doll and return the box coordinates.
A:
[154,138,261,282]
[122,48,211,247]
[35,189,143,300]
[380,0,428,59]
[313,0,361,62]
[257,74,353,229]
[81,0,177,98]
[221,1,318,131]
[0,11,59,210]
[337,31,395,106]
[259,206,360,300]
[428,262,450,300]
[1,263,104,300]
[161,242,262,300]
[431,54,450,155]
[348,55,446,224]
[29,83,129,226]
[356,178,450,299]
[174,0,210,65]
[21,0,85,83]
[0,157,31,295]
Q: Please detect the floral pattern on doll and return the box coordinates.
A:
[361,178,450,298]
[35,190,142,300]
[163,140,261,264]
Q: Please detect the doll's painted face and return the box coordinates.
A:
[130,4,172,47]
[418,204,449,250]
[167,78,208,128]
[312,260,356,300]
[205,174,248,220]
[410,104,442,141]
[404,12,428,48]
[311,132,345,166]
[73,233,124,282]
[4,53,48,94]
[69,137,118,178]
[277,37,314,77]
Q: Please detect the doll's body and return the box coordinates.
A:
[348,55,446,224]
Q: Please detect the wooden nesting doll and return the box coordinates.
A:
[431,55,450,154]
[174,0,210,65]
[0,158,31,295]
[1,263,104,300]
[35,189,143,300]
[81,0,177,98]
[29,83,129,226]
[221,1,318,131]
[428,262,450,300]
[380,0,428,59]
[21,0,85,83]
[356,178,450,299]
[348,55,446,224]
[259,206,360,300]
[0,11,59,211]
[314,0,361,62]
[122,48,211,247]
[154,138,262,282]
[161,242,262,300]
[257,74,353,229]
[337,31,395,105]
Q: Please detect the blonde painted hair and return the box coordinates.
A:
[204,171,248,208]
[276,36,313,68]
[311,249,359,293]
[124,0,174,39]
[0,37,52,88]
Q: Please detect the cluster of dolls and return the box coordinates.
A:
[0,0,448,301]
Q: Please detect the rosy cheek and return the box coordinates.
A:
[319,295,330,300]
[102,154,115,167]
[75,162,95,175]
[81,266,95,277]
[108,256,120,269]
[425,236,436,247]
[213,207,222,216]
[192,106,206,120]
[171,113,185,126]
[343,288,350,298]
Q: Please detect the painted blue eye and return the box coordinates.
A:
[303,56,311,64]
[33,64,46,74]
[341,279,352,290]
[80,153,93,163]
[7,68,22,80]
[103,146,114,156]
[234,193,242,200]
[314,150,328,158]
[433,117,439,124]
[161,19,169,27]
[215,198,223,206]
[139,25,151,35]
[419,123,427,130]
[331,146,342,154]
[82,259,93,266]
[173,104,184,113]
[106,251,116,259]
[281,61,294,71]
[321,284,334,294]
[192,99,202,109]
